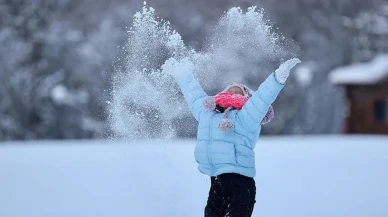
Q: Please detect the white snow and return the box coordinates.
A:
[1,136,388,217]
[110,4,294,140]
[50,85,89,106]
[110,4,190,140]
[329,54,388,85]
[50,84,68,104]
[295,64,313,87]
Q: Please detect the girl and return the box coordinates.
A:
[161,57,301,217]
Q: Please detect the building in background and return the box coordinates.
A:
[329,54,388,134]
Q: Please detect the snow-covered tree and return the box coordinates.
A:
[0,0,130,139]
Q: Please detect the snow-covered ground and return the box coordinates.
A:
[0,136,387,217]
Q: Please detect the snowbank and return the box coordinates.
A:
[0,136,388,217]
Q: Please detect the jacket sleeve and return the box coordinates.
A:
[172,71,208,122]
[237,72,285,132]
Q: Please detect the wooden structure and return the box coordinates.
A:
[329,55,388,134]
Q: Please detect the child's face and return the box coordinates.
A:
[227,86,244,96]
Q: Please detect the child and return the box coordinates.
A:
[161,57,301,217]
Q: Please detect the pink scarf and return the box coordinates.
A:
[214,92,248,110]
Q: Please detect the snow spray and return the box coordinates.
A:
[108,2,295,139]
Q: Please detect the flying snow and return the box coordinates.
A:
[109,3,295,139]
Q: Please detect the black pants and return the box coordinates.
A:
[204,173,256,217]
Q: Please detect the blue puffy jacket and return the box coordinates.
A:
[174,70,284,178]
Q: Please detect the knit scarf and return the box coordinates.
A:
[215,92,248,110]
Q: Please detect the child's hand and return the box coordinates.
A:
[274,58,301,84]
[161,57,194,78]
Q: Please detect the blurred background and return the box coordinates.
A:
[1,1,388,217]
[1,0,388,140]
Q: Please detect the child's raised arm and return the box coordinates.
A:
[161,57,208,122]
[237,58,301,133]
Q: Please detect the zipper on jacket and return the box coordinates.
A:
[208,114,215,174]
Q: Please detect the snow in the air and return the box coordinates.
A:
[329,54,388,84]
[1,136,387,217]
[109,3,295,140]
